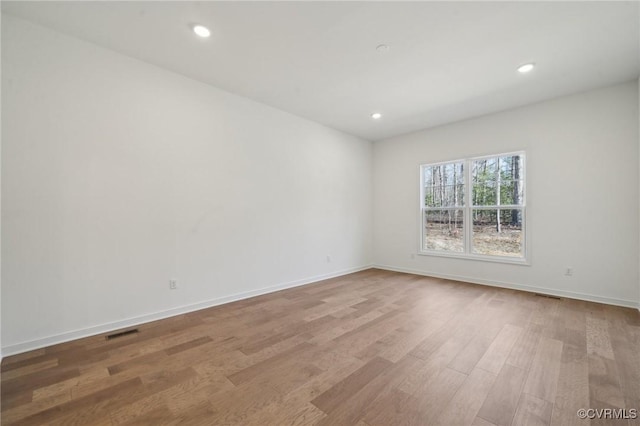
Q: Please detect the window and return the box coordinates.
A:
[420,152,526,262]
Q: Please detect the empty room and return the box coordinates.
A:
[1,1,639,425]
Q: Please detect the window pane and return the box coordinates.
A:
[498,155,524,206]
[423,162,464,207]
[473,155,524,207]
[424,184,465,207]
[423,167,433,187]
[472,181,496,206]
[424,209,464,252]
[499,155,523,180]
[472,158,497,206]
[472,158,498,183]
[472,209,523,257]
[499,179,524,205]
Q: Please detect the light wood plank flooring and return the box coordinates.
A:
[1,269,639,425]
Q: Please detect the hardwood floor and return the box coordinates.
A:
[1,269,639,425]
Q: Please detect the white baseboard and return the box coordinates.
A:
[373,264,640,310]
[1,265,373,357]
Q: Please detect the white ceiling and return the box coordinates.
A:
[3,1,639,141]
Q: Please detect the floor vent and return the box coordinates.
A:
[106,328,139,340]
[535,293,561,300]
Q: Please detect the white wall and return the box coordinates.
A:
[1,16,373,355]
[373,81,640,308]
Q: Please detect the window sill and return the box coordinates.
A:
[417,250,530,266]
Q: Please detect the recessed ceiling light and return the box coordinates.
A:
[376,44,390,53]
[193,25,211,38]
[371,112,382,120]
[517,63,535,73]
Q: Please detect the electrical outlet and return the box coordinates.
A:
[326,255,331,263]
[410,254,416,260]
[564,267,573,277]
[169,279,178,290]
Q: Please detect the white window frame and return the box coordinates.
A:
[419,151,529,265]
